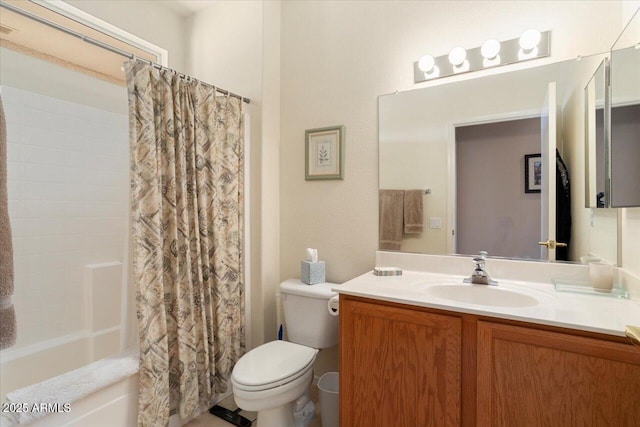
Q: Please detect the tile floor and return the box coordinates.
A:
[184,393,323,427]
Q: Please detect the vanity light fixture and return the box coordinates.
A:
[414,30,550,83]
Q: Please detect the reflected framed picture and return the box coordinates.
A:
[525,153,542,193]
[305,125,345,180]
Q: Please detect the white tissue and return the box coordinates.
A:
[306,248,319,263]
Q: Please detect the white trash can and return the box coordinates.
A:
[318,372,339,427]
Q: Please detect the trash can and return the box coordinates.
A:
[318,372,339,427]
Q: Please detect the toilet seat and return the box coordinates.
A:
[232,341,318,392]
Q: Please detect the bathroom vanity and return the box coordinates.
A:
[336,254,640,427]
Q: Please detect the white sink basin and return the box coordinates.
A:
[424,284,539,308]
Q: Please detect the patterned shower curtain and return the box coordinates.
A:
[124,60,245,427]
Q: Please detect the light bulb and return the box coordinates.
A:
[519,29,541,52]
[448,47,467,66]
[481,39,501,59]
[418,55,435,72]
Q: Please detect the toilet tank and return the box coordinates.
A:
[280,279,338,349]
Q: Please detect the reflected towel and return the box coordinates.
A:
[0,95,16,350]
[379,190,404,250]
[403,189,423,234]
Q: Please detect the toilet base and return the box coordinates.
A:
[255,402,295,427]
[232,365,315,427]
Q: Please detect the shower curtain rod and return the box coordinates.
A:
[0,1,251,104]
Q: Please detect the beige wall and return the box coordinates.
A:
[622,208,640,276]
[280,1,625,285]
[259,1,283,345]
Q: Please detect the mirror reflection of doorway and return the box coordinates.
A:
[455,117,542,260]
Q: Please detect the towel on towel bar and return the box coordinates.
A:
[379,190,404,250]
[403,190,424,234]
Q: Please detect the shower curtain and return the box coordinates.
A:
[124,60,245,427]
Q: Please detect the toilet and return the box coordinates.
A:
[231,279,338,427]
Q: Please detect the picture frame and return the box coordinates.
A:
[524,153,542,193]
[305,125,345,180]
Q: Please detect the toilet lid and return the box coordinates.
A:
[232,341,318,390]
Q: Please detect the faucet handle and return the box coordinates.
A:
[472,257,485,270]
[478,250,489,259]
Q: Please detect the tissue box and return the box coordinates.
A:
[301,261,325,285]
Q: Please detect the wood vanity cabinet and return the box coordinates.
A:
[339,295,462,427]
[339,295,640,427]
[477,321,640,427]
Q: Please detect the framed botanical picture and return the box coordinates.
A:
[305,125,345,180]
[525,153,542,193]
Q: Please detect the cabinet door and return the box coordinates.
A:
[477,321,640,427]
[340,297,461,427]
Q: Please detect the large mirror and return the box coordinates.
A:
[379,53,619,264]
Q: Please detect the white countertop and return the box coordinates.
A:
[334,270,640,337]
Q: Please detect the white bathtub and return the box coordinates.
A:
[12,374,139,427]
[1,329,120,396]
[0,329,137,427]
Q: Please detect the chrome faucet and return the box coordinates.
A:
[464,251,497,285]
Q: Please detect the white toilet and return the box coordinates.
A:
[231,279,338,427]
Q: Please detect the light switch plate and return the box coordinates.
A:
[429,217,442,229]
